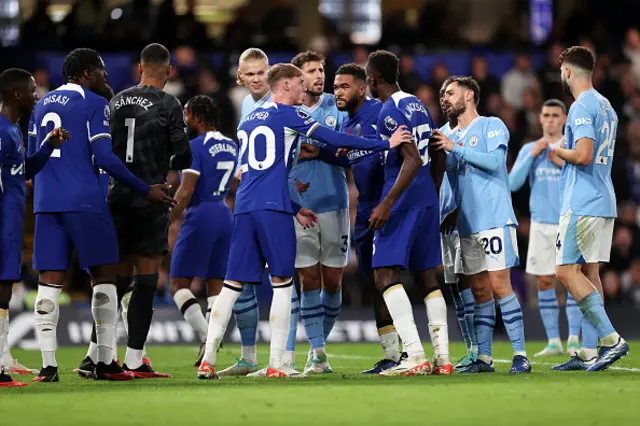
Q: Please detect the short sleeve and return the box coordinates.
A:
[376,107,409,140]
[283,106,320,136]
[569,101,596,141]
[485,118,510,152]
[183,141,201,176]
[88,96,111,143]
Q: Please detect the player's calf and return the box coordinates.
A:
[34,280,63,378]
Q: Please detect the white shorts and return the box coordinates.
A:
[556,213,614,266]
[526,221,558,276]
[460,226,519,276]
[294,208,350,269]
[441,230,462,284]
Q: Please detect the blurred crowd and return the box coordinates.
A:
[8,0,640,310]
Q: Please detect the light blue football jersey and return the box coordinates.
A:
[446,116,518,237]
[509,140,562,224]
[288,94,348,214]
[240,91,272,124]
[560,89,617,218]
[439,122,457,223]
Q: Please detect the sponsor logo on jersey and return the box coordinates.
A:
[325,115,337,127]
[384,116,398,131]
[355,123,362,136]
[487,129,505,138]
[469,136,478,147]
[297,109,310,120]
[574,117,592,126]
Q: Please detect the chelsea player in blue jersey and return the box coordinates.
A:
[287,51,349,374]
[364,51,451,376]
[552,46,628,371]
[433,76,530,374]
[197,63,411,379]
[0,69,68,387]
[510,99,583,358]
[169,95,237,366]
[28,49,174,383]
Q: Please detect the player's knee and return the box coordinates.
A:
[422,284,442,300]
[536,275,555,291]
[555,266,575,285]
[470,274,492,302]
[169,278,190,295]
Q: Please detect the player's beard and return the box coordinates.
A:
[337,94,359,112]
[561,78,572,97]
[447,99,466,119]
[306,88,323,98]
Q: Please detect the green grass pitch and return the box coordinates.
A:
[1,342,639,426]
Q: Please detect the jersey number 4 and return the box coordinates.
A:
[413,124,431,166]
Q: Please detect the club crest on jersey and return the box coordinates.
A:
[104,105,110,121]
[384,116,398,131]
[469,136,478,147]
[355,123,362,136]
[325,115,337,127]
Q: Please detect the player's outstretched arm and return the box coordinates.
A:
[555,138,594,166]
[432,129,506,172]
[25,128,70,179]
[311,125,413,152]
[369,142,422,229]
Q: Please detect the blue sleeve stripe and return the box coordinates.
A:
[89,133,111,142]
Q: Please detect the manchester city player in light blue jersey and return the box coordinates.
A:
[364,51,450,376]
[0,69,68,387]
[218,48,272,377]
[510,99,583,358]
[286,51,349,374]
[437,84,477,371]
[552,46,628,372]
[433,75,530,374]
[197,63,411,379]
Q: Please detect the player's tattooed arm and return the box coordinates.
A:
[169,171,198,223]
[369,142,422,229]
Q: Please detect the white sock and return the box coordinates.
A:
[121,290,132,336]
[124,348,144,369]
[579,347,597,361]
[383,284,424,359]
[0,310,7,369]
[91,284,118,364]
[1,310,12,365]
[206,296,217,322]
[174,289,209,343]
[113,323,119,361]
[203,283,242,365]
[378,326,400,362]
[425,290,449,364]
[284,350,296,366]
[241,345,257,366]
[86,342,98,362]
[34,284,62,368]
[269,281,293,370]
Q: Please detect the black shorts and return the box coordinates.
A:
[110,205,169,256]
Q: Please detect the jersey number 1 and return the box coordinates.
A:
[125,118,136,163]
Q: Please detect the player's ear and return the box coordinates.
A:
[166,64,171,77]
[358,83,366,97]
[138,63,143,77]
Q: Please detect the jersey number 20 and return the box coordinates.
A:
[237,126,276,172]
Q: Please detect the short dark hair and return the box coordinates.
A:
[542,98,567,114]
[141,43,171,65]
[186,95,218,128]
[367,50,399,85]
[63,48,103,82]
[441,75,481,105]
[267,63,302,88]
[335,63,366,82]
[291,51,324,70]
[558,46,596,72]
[0,68,32,101]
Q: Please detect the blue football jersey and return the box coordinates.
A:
[0,114,26,213]
[28,83,110,213]
[341,98,384,222]
[560,89,617,218]
[510,140,562,224]
[240,91,272,124]
[446,116,518,237]
[377,91,437,211]
[184,131,238,206]
[438,122,457,223]
[288,94,348,214]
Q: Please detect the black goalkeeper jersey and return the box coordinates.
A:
[108,85,191,207]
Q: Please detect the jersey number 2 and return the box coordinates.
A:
[596,119,617,165]
[125,118,136,163]
[41,112,62,158]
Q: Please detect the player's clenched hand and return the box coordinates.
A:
[531,139,550,157]
[369,201,392,230]
[296,180,310,194]
[298,144,319,160]
[388,125,414,149]
[336,148,351,157]
[295,208,318,229]
[440,208,458,235]
[46,127,70,148]
[147,183,177,207]
[430,129,455,152]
